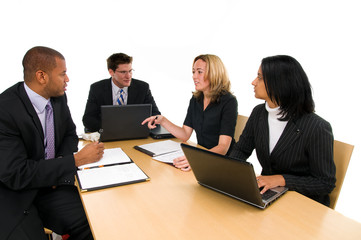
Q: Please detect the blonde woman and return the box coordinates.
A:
[142,54,238,171]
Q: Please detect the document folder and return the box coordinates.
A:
[76,148,149,192]
[134,140,181,157]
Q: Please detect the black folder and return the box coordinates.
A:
[76,148,149,192]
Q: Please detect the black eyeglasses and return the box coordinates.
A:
[115,69,134,75]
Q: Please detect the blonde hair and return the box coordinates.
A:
[192,54,231,102]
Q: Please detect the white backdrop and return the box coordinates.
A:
[1,0,360,223]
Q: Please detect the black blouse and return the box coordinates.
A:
[183,92,238,152]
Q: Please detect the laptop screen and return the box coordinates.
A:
[181,143,287,209]
[100,104,151,141]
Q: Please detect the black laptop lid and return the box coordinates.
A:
[181,144,264,207]
[100,104,151,141]
[150,125,175,139]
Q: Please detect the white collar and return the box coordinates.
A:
[24,82,50,113]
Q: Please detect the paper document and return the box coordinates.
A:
[134,140,182,157]
[153,150,184,164]
[78,148,131,169]
[77,163,148,191]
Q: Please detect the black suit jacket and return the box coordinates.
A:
[82,78,161,132]
[230,104,336,206]
[0,82,78,239]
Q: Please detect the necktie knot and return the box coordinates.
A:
[46,101,53,112]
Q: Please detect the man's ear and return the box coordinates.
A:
[108,69,114,77]
[35,70,48,84]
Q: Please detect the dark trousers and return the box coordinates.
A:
[8,186,93,240]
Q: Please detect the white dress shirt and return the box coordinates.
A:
[111,79,128,105]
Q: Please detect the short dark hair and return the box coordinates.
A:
[261,55,315,121]
[107,53,133,71]
[22,46,65,82]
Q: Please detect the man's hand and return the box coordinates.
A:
[74,142,105,167]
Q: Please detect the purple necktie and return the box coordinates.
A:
[45,102,55,159]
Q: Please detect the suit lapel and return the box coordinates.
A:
[256,108,273,173]
[18,83,44,142]
[104,78,113,105]
[270,119,301,159]
[51,97,61,150]
[127,79,136,104]
[258,108,270,155]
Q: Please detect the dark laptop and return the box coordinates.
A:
[181,144,288,209]
[100,104,151,142]
[150,125,174,139]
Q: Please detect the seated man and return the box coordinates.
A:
[82,53,161,132]
[0,46,104,240]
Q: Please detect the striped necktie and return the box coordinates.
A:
[117,89,125,105]
[45,101,55,159]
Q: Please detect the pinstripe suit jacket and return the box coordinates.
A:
[230,103,336,206]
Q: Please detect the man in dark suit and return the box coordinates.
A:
[0,46,104,240]
[82,52,161,132]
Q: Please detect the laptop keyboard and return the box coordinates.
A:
[260,188,278,200]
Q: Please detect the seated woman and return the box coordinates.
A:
[230,55,336,206]
[143,54,238,171]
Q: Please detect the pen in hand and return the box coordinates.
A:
[151,116,158,125]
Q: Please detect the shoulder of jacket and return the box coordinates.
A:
[91,78,111,87]
[0,82,22,104]
[131,78,149,87]
[291,113,332,135]
[253,103,266,111]
[301,112,330,126]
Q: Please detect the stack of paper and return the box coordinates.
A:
[134,140,184,164]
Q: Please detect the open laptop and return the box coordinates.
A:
[150,125,174,139]
[181,144,288,209]
[100,104,151,142]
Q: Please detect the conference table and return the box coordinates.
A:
[77,137,361,240]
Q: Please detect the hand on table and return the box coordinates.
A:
[173,155,191,172]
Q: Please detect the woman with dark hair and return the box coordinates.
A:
[230,55,336,206]
[143,54,238,171]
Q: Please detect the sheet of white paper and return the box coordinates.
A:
[137,140,181,156]
[153,150,184,163]
[77,163,148,190]
[78,148,131,169]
